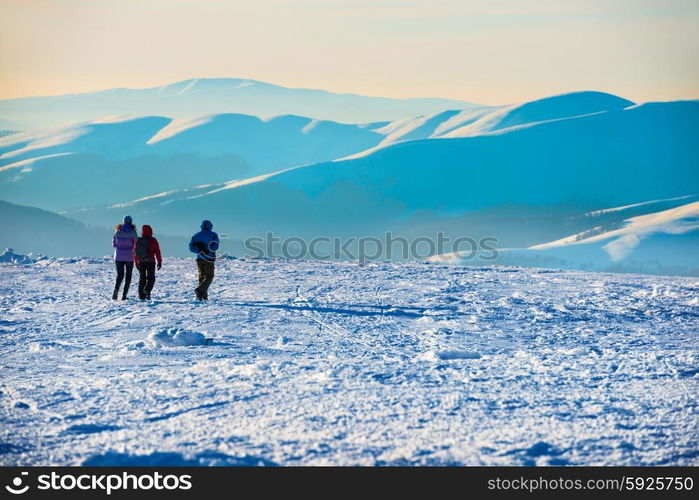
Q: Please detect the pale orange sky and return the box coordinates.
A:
[0,0,697,104]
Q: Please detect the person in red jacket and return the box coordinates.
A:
[133,225,163,300]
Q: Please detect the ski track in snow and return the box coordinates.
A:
[0,258,697,466]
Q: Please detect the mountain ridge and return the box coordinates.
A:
[0,77,478,129]
[64,99,699,245]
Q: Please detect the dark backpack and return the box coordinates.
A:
[135,237,151,261]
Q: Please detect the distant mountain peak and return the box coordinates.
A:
[159,77,268,95]
[0,77,478,129]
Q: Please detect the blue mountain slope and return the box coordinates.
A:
[98,101,697,245]
[0,114,385,210]
[1,91,642,212]
[371,91,635,146]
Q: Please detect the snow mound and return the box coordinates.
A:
[0,248,35,264]
[148,328,207,347]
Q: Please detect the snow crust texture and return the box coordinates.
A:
[1,258,697,466]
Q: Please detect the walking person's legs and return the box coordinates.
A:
[122,262,134,299]
[137,263,147,300]
[200,260,215,300]
[113,261,125,300]
[195,259,205,300]
[144,263,156,299]
[195,259,215,300]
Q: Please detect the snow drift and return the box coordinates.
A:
[148,328,208,348]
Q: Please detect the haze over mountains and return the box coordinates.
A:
[0,78,475,130]
[0,90,639,211]
[432,197,699,276]
[0,114,387,210]
[0,79,697,275]
[0,200,207,259]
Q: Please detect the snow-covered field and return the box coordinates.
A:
[1,257,697,466]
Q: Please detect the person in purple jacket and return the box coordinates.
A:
[112,215,138,300]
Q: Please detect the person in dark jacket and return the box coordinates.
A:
[189,220,220,301]
[112,215,138,300]
[134,225,163,300]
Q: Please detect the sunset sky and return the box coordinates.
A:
[1,0,697,105]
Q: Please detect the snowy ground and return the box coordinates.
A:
[1,257,697,466]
